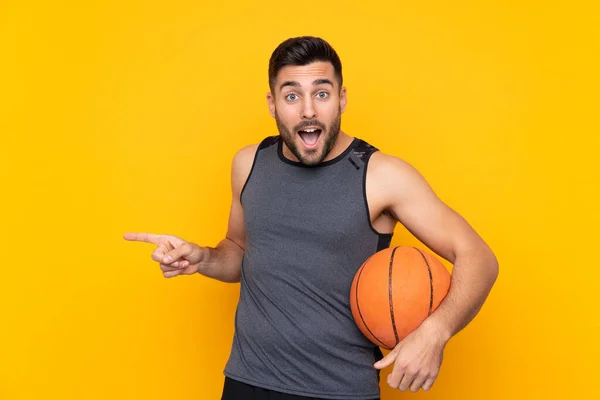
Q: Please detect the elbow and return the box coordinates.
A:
[228,272,242,284]
[487,248,499,285]
[467,243,499,285]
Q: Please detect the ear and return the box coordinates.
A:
[266,92,276,118]
[339,86,347,114]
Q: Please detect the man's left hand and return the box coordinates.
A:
[373,321,449,392]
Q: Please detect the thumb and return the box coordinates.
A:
[162,243,194,264]
[374,349,398,369]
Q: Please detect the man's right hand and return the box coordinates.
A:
[123,232,207,278]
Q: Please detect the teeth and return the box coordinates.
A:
[302,128,317,132]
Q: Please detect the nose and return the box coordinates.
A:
[301,98,317,120]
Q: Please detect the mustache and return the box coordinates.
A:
[294,120,326,132]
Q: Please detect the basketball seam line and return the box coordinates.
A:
[414,248,434,315]
[355,262,389,349]
[389,247,399,345]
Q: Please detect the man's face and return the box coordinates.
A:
[267,62,347,166]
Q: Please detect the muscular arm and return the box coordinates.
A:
[369,152,499,340]
[197,144,257,283]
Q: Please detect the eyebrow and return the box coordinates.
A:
[279,78,335,91]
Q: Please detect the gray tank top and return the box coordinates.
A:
[224,136,392,399]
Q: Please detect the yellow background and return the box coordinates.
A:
[2,1,599,399]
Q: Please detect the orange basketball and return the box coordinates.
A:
[350,246,451,350]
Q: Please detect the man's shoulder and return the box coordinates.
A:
[368,150,416,177]
[234,143,260,162]
[233,136,276,160]
[366,150,429,201]
[230,143,260,193]
[231,136,280,175]
[346,138,420,181]
[233,136,279,160]
[350,138,379,162]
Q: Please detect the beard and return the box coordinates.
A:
[275,109,342,167]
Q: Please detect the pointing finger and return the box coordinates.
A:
[123,232,162,245]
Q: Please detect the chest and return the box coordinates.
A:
[242,163,373,247]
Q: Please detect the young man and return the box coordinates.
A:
[124,36,498,400]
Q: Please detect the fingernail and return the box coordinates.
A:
[163,256,171,263]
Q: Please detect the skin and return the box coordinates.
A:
[267,62,347,166]
[124,61,498,393]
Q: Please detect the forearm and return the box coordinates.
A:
[424,247,499,341]
[198,237,244,283]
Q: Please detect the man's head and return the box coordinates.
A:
[267,36,347,166]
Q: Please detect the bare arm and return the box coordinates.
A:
[124,144,258,283]
[197,144,257,282]
[370,152,499,340]
[371,152,499,391]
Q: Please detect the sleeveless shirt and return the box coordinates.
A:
[223,135,393,399]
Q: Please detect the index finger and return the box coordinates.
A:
[123,232,162,244]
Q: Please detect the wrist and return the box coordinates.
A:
[195,246,212,275]
[421,315,453,344]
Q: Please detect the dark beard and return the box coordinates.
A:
[275,111,341,167]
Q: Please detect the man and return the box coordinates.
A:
[124,36,498,400]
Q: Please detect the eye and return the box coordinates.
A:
[286,93,298,101]
[316,91,329,99]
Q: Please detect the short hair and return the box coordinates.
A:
[268,36,343,92]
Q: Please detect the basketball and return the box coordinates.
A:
[350,246,451,350]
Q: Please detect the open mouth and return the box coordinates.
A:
[297,128,322,148]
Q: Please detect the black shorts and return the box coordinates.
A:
[220,377,380,400]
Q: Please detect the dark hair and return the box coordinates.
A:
[268,36,343,92]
